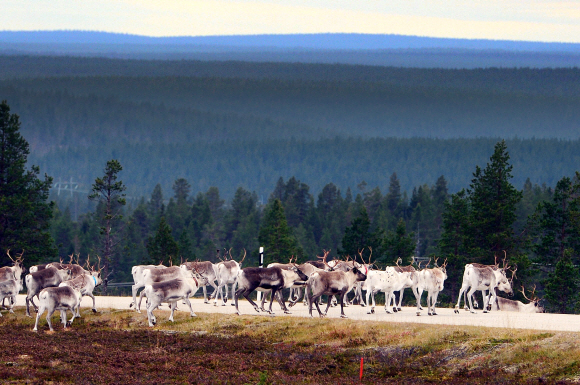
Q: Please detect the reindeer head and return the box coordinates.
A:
[6,249,25,272]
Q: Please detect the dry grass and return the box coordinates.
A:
[1,306,580,383]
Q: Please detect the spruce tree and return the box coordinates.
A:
[258,199,300,264]
[533,176,580,265]
[147,217,179,265]
[340,207,382,260]
[89,159,126,283]
[467,140,522,263]
[382,218,415,265]
[544,249,579,314]
[0,100,56,265]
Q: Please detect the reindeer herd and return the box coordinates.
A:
[0,247,544,332]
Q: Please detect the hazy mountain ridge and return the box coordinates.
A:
[1,31,580,68]
[2,31,579,51]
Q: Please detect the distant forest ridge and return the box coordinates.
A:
[3,65,579,140]
[1,31,580,68]
[2,31,579,51]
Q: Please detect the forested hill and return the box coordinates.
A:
[1,31,580,67]
[0,55,578,199]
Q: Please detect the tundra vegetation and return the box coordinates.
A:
[1,308,580,384]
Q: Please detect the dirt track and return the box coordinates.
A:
[13,294,580,332]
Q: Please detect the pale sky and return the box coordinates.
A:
[2,0,580,43]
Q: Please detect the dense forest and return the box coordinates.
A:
[0,56,578,199]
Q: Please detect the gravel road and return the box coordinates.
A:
[13,294,580,332]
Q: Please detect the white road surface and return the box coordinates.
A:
[13,294,580,332]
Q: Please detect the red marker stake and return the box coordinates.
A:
[360,357,364,382]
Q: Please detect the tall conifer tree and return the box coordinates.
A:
[0,100,56,265]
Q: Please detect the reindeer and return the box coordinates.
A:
[32,286,82,332]
[25,266,72,316]
[454,255,515,314]
[0,250,25,281]
[136,266,193,312]
[259,257,310,312]
[307,261,367,318]
[214,249,246,306]
[46,254,88,279]
[180,260,219,303]
[390,257,423,311]
[129,263,168,309]
[352,248,377,307]
[364,267,413,314]
[142,270,206,327]
[0,250,25,309]
[491,285,544,313]
[416,259,448,316]
[0,277,23,316]
[59,256,104,316]
[288,251,336,307]
[234,265,308,316]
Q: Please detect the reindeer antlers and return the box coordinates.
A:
[318,249,332,270]
[520,284,538,302]
[239,249,246,264]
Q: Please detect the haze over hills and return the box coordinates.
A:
[1,31,580,68]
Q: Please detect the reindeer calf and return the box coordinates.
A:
[32,286,82,332]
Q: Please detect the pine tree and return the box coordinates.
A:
[438,189,471,302]
[0,100,56,265]
[382,218,415,265]
[147,217,179,265]
[340,207,382,260]
[258,199,300,264]
[544,249,579,314]
[148,183,164,218]
[88,159,126,284]
[386,172,402,217]
[533,176,580,265]
[468,140,522,263]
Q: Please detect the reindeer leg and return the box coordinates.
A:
[275,290,290,314]
[431,291,440,315]
[222,284,229,305]
[131,283,143,309]
[25,294,32,317]
[340,292,348,318]
[169,302,176,322]
[185,297,196,317]
[137,289,148,314]
[46,308,55,332]
[202,285,208,303]
[455,284,467,313]
[33,305,45,332]
[314,295,325,318]
[86,292,97,313]
[260,290,268,312]
[466,287,478,313]
[366,287,374,314]
[267,288,278,315]
[323,295,332,316]
[242,285,261,313]
[397,289,404,311]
